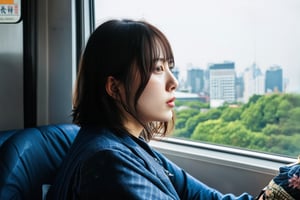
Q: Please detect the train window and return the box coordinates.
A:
[94,0,300,158]
[0,0,21,23]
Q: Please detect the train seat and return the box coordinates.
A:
[0,129,18,147]
[0,124,79,200]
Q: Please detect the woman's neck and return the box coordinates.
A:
[123,118,144,138]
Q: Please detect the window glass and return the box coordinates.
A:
[94,0,300,158]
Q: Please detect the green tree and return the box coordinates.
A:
[175,118,186,129]
[191,119,222,142]
[281,107,300,135]
[262,124,281,135]
[175,108,198,119]
[285,93,300,107]
[173,93,300,157]
[241,102,264,131]
[243,94,262,110]
[214,121,251,147]
[276,98,293,124]
[266,135,300,157]
[184,112,208,137]
[206,108,222,120]
[262,94,280,124]
[221,107,242,122]
[185,101,209,110]
[173,127,190,138]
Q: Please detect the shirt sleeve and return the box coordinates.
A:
[153,149,254,200]
[78,147,254,200]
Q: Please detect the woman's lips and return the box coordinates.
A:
[167,97,176,107]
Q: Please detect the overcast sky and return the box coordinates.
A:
[95,0,300,92]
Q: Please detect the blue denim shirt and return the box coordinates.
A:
[47,127,254,200]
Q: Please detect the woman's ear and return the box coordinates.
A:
[105,76,120,99]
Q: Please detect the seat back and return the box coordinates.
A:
[0,129,18,147]
[0,124,79,200]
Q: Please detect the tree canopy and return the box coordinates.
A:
[174,93,300,157]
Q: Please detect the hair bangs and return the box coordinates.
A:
[150,26,174,66]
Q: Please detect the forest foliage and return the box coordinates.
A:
[173,93,300,157]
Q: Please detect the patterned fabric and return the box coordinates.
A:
[257,157,300,200]
[262,180,295,200]
[47,127,253,200]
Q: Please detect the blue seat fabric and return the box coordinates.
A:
[0,124,79,200]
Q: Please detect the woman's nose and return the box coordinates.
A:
[167,71,178,92]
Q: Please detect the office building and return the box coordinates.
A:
[187,68,204,93]
[209,62,236,107]
[265,66,283,93]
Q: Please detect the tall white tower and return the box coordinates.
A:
[243,63,265,102]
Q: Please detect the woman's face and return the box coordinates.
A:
[136,57,178,123]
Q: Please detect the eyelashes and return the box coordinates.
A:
[153,59,174,73]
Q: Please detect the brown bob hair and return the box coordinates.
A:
[72,19,175,140]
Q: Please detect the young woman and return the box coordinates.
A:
[47,19,253,200]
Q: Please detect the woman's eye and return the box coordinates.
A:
[169,61,174,69]
[169,64,174,72]
[154,65,164,72]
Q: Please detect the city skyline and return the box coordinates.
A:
[95,0,300,93]
[181,63,285,102]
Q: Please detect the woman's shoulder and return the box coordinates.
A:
[75,127,127,148]
[75,128,148,172]
[72,127,142,157]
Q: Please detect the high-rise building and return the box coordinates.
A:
[243,63,265,102]
[265,66,283,93]
[187,68,204,93]
[235,75,244,101]
[209,62,236,107]
[172,67,180,81]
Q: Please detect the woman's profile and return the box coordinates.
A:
[47,19,253,200]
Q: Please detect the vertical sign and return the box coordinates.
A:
[0,0,21,23]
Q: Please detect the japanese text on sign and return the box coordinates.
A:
[0,0,21,23]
